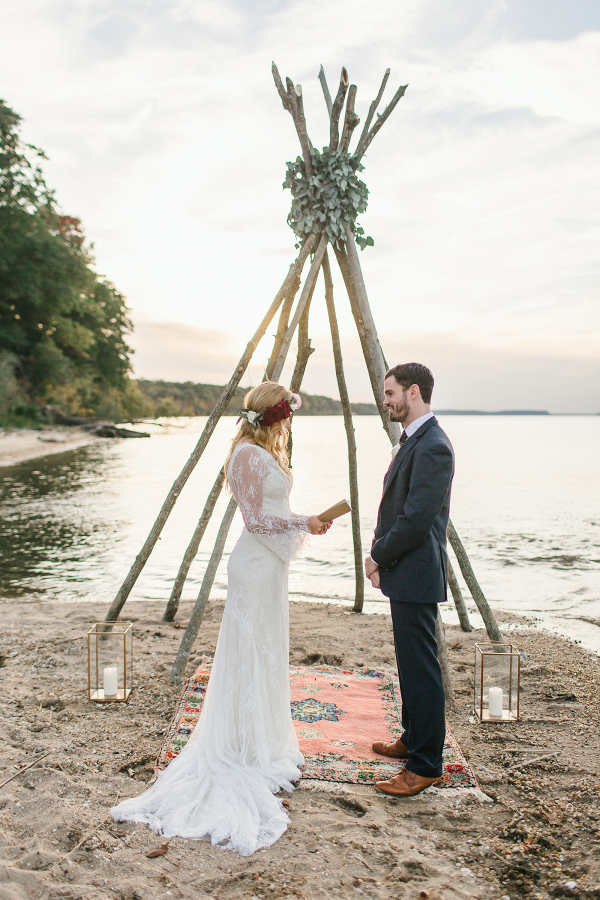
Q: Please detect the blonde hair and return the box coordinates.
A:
[224,381,294,487]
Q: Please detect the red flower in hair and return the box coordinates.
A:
[260,399,291,426]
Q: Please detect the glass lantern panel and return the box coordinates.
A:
[475,642,519,721]
[88,623,132,702]
[474,646,483,716]
[124,625,133,698]
[508,651,520,716]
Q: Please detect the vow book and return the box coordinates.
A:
[318,499,352,523]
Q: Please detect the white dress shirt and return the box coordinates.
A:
[391,411,434,457]
[403,411,434,438]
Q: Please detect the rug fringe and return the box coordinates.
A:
[297,780,492,803]
[297,779,361,795]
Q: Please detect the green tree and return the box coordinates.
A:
[0,98,137,421]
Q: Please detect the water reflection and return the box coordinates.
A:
[0,446,122,596]
[1,415,599,652]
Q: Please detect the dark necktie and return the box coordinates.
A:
[388,430,409,470]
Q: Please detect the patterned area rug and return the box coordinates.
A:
[155,663,478,791]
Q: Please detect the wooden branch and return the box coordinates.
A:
[344,231,399,443]
[65,793,120,858]
[272,63,313,178]
[333,242,391,441]
[354,83,408,164]
[168,243,327,681]
[328,67,349,153]
[318,64,332,116]
[338,243,490,653]
[504,748,553,753]
[271,232,328,381]
[447,520,502,643]
[162,471,224,622]
[170,497,238,683]
[272,62,293,112]
[334,232,401,444]
[162,247,307,623]
[337,231,492,648]
[0,750,52,790]
[336,237,490,649]
[290,278,317,392]
[448,559,472,633]
[436,608,455,709]
[339,84,360,154]
[265,272,302,380]
[292,84,314,178]
[333,232,487,646]
[288,268,319,465]
[506,751,560,772]
[323,251,364,613]
[354,69,390,160]
[105,235,316,623]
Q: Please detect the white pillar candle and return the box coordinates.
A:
[103,666,118,697]
[488,686,503,717]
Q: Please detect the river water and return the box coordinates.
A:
[1,415,599,653]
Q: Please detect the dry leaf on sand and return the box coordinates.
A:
[146,841,169,858]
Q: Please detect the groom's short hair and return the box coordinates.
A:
[386,363,434,404]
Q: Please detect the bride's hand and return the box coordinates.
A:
[308,516,331,535]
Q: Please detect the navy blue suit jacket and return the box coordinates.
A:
[370,416,454,604]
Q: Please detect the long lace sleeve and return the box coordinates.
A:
[228,444,310,562]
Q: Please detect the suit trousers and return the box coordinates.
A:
[390,601,446,778]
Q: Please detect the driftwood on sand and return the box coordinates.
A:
[43,407,149,439]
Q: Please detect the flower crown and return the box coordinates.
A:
[237,393,302,429]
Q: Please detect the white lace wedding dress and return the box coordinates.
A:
[111,443,310,856]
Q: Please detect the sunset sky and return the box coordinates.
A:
[1,0,599,412]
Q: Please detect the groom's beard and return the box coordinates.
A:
[386,398,410,423]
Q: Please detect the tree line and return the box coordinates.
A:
[0,98,143,425]
[136,380,377,418]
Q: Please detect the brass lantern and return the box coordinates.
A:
[87,622,133,702]
[474,641,520,722]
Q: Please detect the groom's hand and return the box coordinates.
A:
[365,556,380,589]
[370,569,381,589]
[364,556,378,578]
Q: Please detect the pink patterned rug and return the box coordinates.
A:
[155,663,478,790]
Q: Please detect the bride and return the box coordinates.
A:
[111,382,331,856]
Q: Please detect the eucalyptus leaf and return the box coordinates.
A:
[283,147,373,248]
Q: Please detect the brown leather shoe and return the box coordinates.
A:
[374,768,443,797]
[372,737,408,760]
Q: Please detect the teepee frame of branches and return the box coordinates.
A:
[104,63,502,695]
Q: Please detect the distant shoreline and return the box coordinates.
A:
[136,380,598,418]
[435,409,549,415]
[436,410,599,416]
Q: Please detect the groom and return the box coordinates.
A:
[365,362,454,797]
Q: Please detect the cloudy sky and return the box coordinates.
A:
[2,0,599,412]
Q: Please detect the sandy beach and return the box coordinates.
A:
[0,430,99,469]
[1,597,599,900]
